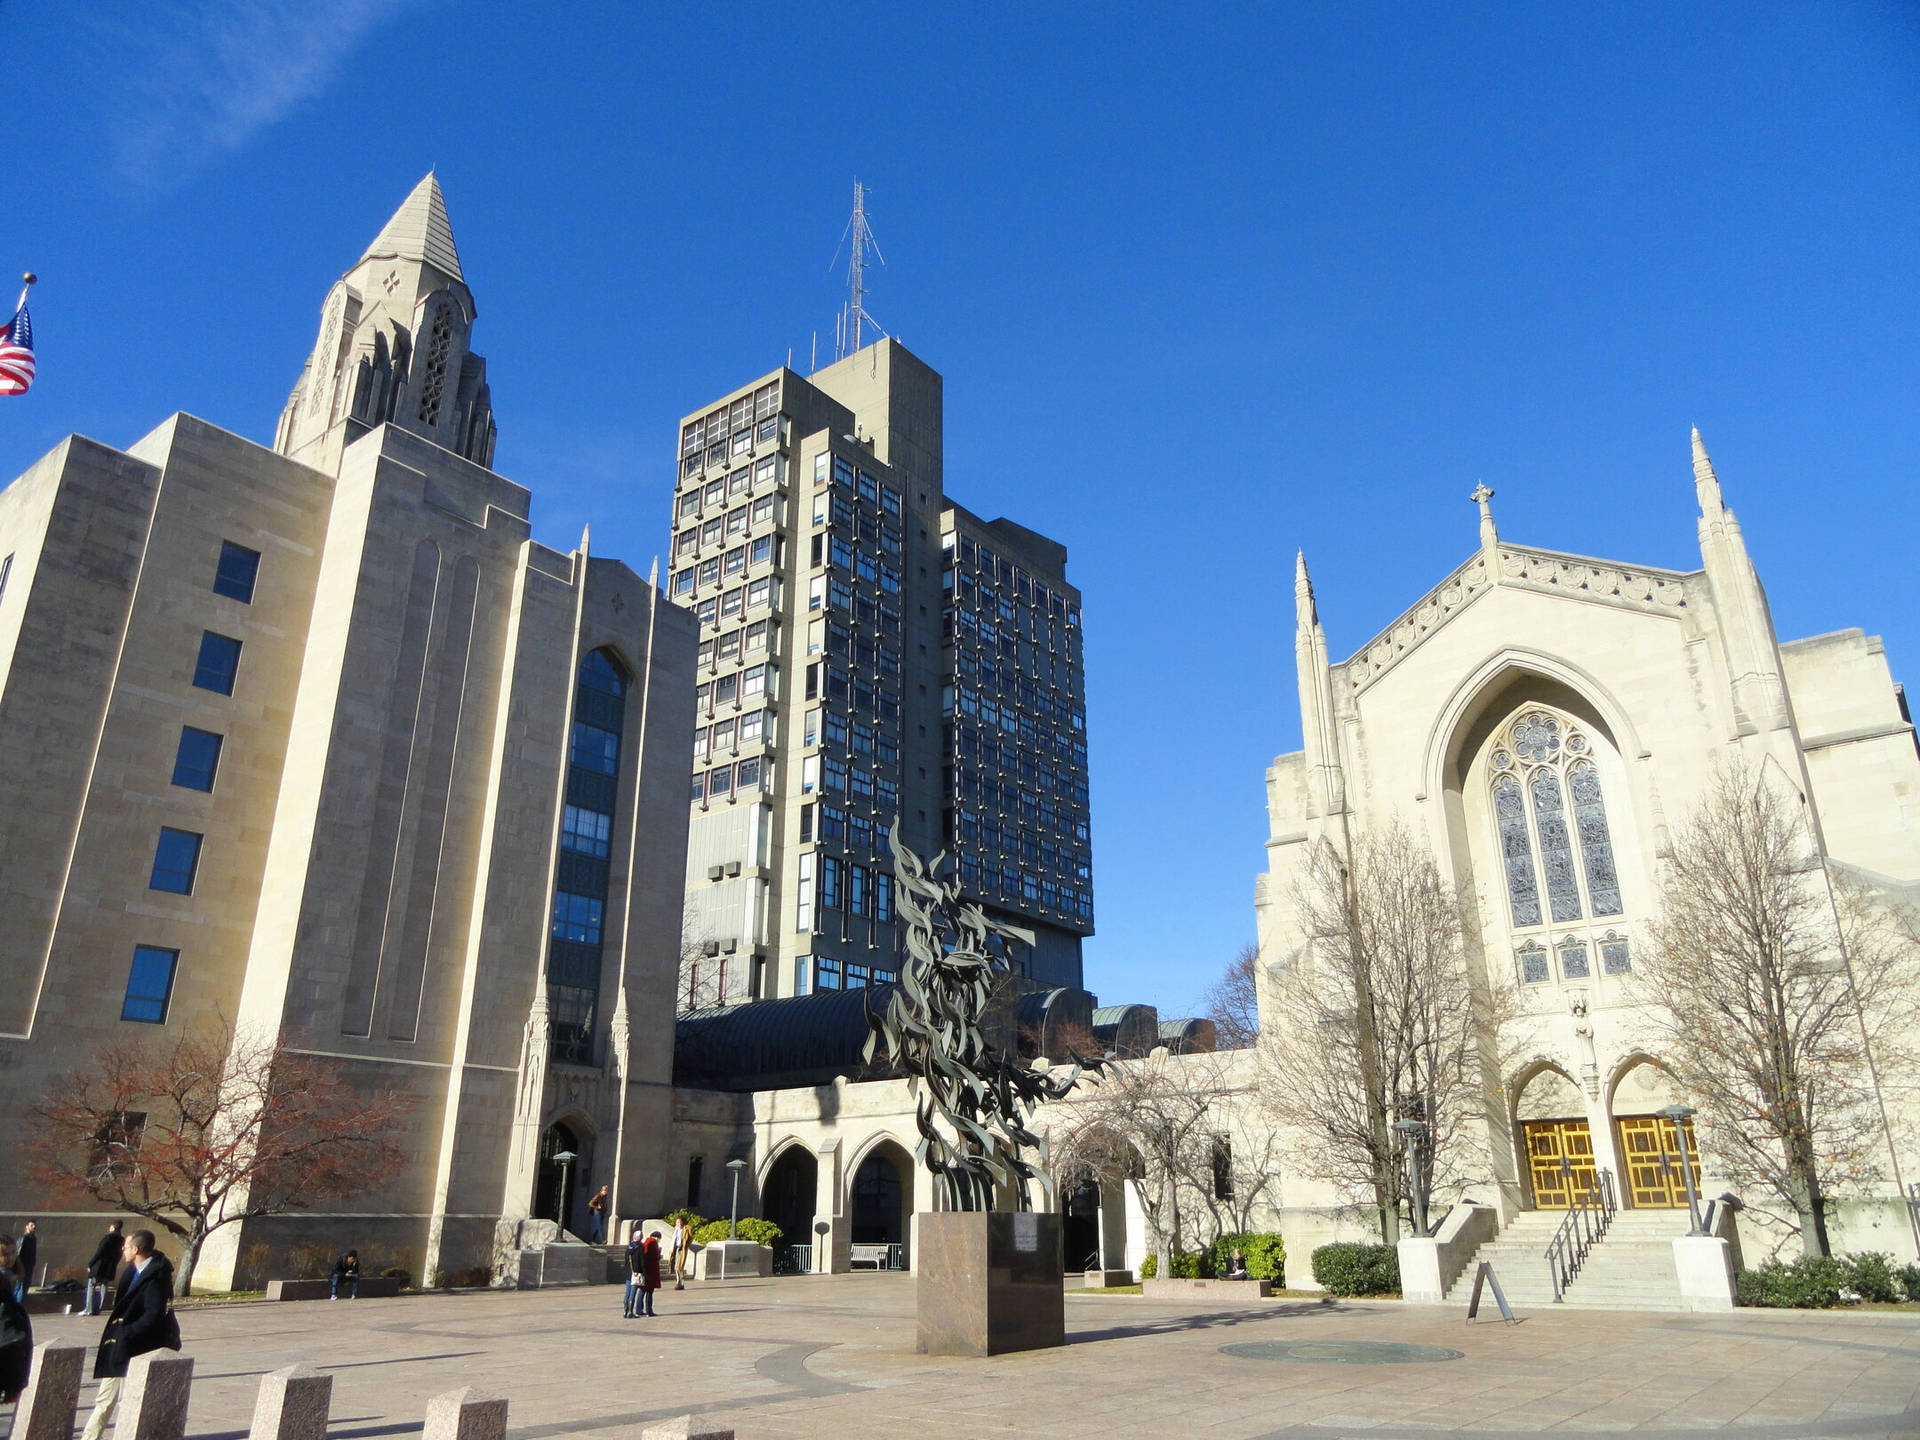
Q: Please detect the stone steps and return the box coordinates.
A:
[1442,1208,1694,1311]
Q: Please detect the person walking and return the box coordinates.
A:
[0,1235,32,1431]
[84,1223,122,1317]
[80,1231,177,1440]
[636,1231,661,1317]
[586,1187,610,1245]
[329,1251,360,1300]
[621,1229,646,1318]
[669,1216,691,1291]
[11,1225,34,1304]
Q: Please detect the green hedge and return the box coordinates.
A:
[691,1217,783,1246]
[1211,1232,1286,1284]
[1138,1251,1204,1280]
[1310,1242,1400,1296]
[1737,1252,1920,1308]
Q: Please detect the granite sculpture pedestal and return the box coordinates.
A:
[915,1211,1065,1357]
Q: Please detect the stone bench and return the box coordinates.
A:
[1081,1268,1134,1288]
[1141,1277,1274,1299]
[265,1277,404,1301]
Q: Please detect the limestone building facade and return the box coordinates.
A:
[670,342,1093,1010]
[0,176,694,1287]
[1255,435,1920,1268]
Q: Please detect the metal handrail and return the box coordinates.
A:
[1544,1169,1615,1302]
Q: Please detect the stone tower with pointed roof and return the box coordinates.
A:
[275,174,496,474]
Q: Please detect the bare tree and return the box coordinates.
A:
[677,911,731,1012]
[24,1020,409,1294]
[1047,1050,1276,1279]
[1205,942,1260,1049]
[1636,762,1920,1257]
[1259,822,1505,1243]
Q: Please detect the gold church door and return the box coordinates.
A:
[1522,1119,1595,1209]
[1616,1115,1701,1208]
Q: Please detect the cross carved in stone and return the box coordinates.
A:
[610,593,626,615]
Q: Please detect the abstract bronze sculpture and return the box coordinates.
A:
[865,826,1094,1211]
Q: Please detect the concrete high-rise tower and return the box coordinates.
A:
[669,339,1092,1006]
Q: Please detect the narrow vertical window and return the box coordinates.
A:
[1530,768,1582,923]
[1494,774,1542,928]
[1568,759,1622,916]
[171,728,224,792]
[149,829,203,894]
[0,553,13,606]
[1558,934,1591,979]
[192,632,242,695]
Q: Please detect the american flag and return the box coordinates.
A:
[0,287,34,396]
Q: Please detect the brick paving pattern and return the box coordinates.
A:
[23,1276,1920,1439]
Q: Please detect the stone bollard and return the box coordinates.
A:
[248,1365,333,1440]
[421,1387,508,1440]
[640,1418,734,1440]
[14,1343,86,1440]
[113,1354,195,1440]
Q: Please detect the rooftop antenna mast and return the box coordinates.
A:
[832,179,885,361]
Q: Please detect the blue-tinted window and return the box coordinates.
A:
[213,541,261,603]
[171,728,223,792]
[561,804,612,858]
[550,891,604,945]
[578,649,627,696]
[569,722,619,775]
[192,632,242,695]
[149,828,203,894]
[121,946,178,1023]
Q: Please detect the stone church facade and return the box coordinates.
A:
[1255,438,1920,1271]
[0,177,695,1288]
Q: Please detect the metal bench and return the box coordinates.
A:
[849,1243,901,1271]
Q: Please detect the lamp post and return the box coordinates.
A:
[551,1150,577,1235]
[1657,1106,1705,1235]
[722,1157,747,1280]
[1392,1119,1430,1237]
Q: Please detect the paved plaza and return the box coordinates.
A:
[24,1276,1920,1440]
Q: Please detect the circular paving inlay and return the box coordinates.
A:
[1220,1340,1465,1365]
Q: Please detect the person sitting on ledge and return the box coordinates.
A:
[1225,1251,1250,1281]
[330,1251,360,1300]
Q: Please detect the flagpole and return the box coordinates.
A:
[15,273,33,314]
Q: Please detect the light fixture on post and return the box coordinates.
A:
[552,1150,577,1236]
[1656,1105,1706,1235]
[722,1156,748,1281]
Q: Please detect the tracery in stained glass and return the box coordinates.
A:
[1495,774,1542,928]
[1568,759,1622,916]
[1513,711,1561,763]
[1517,943,1549,984]
[1600,932,1631,975]
[1558,934,1590,979]
[1530,767,1583,923]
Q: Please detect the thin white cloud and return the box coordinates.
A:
[89,0,418,186]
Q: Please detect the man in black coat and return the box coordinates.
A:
[84,1221,123,1316]
[81,1230,176,1440]
[13,1221,35,1301]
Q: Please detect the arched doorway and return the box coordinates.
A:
[1513,1066,1591,1209]
[535,1121,583,1230]
[1610,1060,1700,1208]
[851,1142,912,1268]
[762,1146,817,1272]
[1062,1174,1101,1272]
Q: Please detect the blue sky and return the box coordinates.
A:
[7,3,1919,1019]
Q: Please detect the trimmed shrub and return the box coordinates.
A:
[1736,1255,1850,1309]
[1896,1262,1920,1303]
[1310,1242,1400,1297]
[664,1208,706,1227]
[736,1218,783,1246]
[1138,1250,1204,1280]
[378,1265,413,1289]
[1844,1251,1903,1303]
[692,1217,782,1246]
[1211,1232,1286,1284]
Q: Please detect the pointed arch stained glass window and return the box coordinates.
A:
[1568,759,1622,916]
[1530,767,1582,923]
[1495,774,1542,928]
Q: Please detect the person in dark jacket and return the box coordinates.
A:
[329,1251,360,1300]
[12,1223,35,1303]
[0,1235,31,1407]
[81,1231,175,1440]
[636,1233,662,1317]
[622,1231,646,1318]
[84,1222,123,1317]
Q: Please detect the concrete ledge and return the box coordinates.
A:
[265,1278,404,1301]
[1141,1278,1274,1299]
[1082,1269,1134,1288]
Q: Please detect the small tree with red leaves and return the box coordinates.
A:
[25,1020,409,1294]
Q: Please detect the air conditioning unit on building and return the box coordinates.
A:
[702,940,721,957]
[706,865,724,881]
[726,860,742,876]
